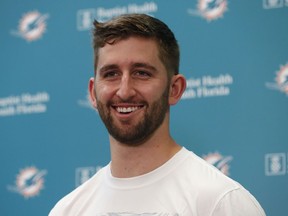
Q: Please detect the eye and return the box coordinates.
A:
[134,70,152,78]
[102,71,119,79]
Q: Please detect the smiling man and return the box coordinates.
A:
[49,14,266,216]
[92,36,173,147]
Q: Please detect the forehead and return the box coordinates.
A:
[96,37,163,69]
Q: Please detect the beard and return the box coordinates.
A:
[96,85,170,146]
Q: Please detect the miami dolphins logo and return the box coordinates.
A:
[203,152,233,175]
[198,0,228,21]
[8,166,47,198]
[187,0,228,21]
[12,11,49,42]
[266,63,288,96]
[275,64,288,95]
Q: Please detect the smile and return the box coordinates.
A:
[113,105,144,114]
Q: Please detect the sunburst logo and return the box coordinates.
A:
[12,11,49,42]
[275,64,288,95]
[266,63,288,96]
[8,166,47,198]
[202,152,233,175]
[188,0,228,21]
[198,0,228,21]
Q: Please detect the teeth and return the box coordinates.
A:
[116,107,139,113]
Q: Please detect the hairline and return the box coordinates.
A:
[94,35,175,80]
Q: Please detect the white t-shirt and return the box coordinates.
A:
[49,147,266,216]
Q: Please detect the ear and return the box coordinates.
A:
[88,77,97,109]
[168,74,186,105]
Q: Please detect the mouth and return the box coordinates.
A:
[112,104,144,114]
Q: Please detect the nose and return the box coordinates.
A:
[116,74,136,100]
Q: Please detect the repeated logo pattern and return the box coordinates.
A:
[12,11,49,42]
[7,167,47,198]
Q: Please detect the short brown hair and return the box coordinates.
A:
[92,14,180,77]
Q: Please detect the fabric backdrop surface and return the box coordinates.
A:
[0,0,287,215]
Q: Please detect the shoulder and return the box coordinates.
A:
[210,187,266,216]
[180,148,266,215]
[180,148,240,190]
[48,166,107,216]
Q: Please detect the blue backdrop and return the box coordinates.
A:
[1,0,287,215]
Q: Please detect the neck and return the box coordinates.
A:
[109,120,181,178]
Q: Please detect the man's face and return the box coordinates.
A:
[91,37,171,146]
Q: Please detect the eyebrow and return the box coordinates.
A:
[131,62,157,72]
[97,62,158,75]
[97,64,119,76]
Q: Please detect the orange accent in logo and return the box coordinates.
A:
[198,0,228,21]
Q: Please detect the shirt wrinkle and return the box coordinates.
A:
[209,186,241,216]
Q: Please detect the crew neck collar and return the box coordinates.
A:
[105,147,189,189]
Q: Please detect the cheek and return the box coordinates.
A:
[140,83,168,100]
[95,84,115,101]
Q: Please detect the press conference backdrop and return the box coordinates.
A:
[1,0,287,215]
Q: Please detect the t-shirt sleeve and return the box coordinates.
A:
[211,187,266,216]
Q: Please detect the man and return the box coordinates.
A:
[49,14,266,215]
